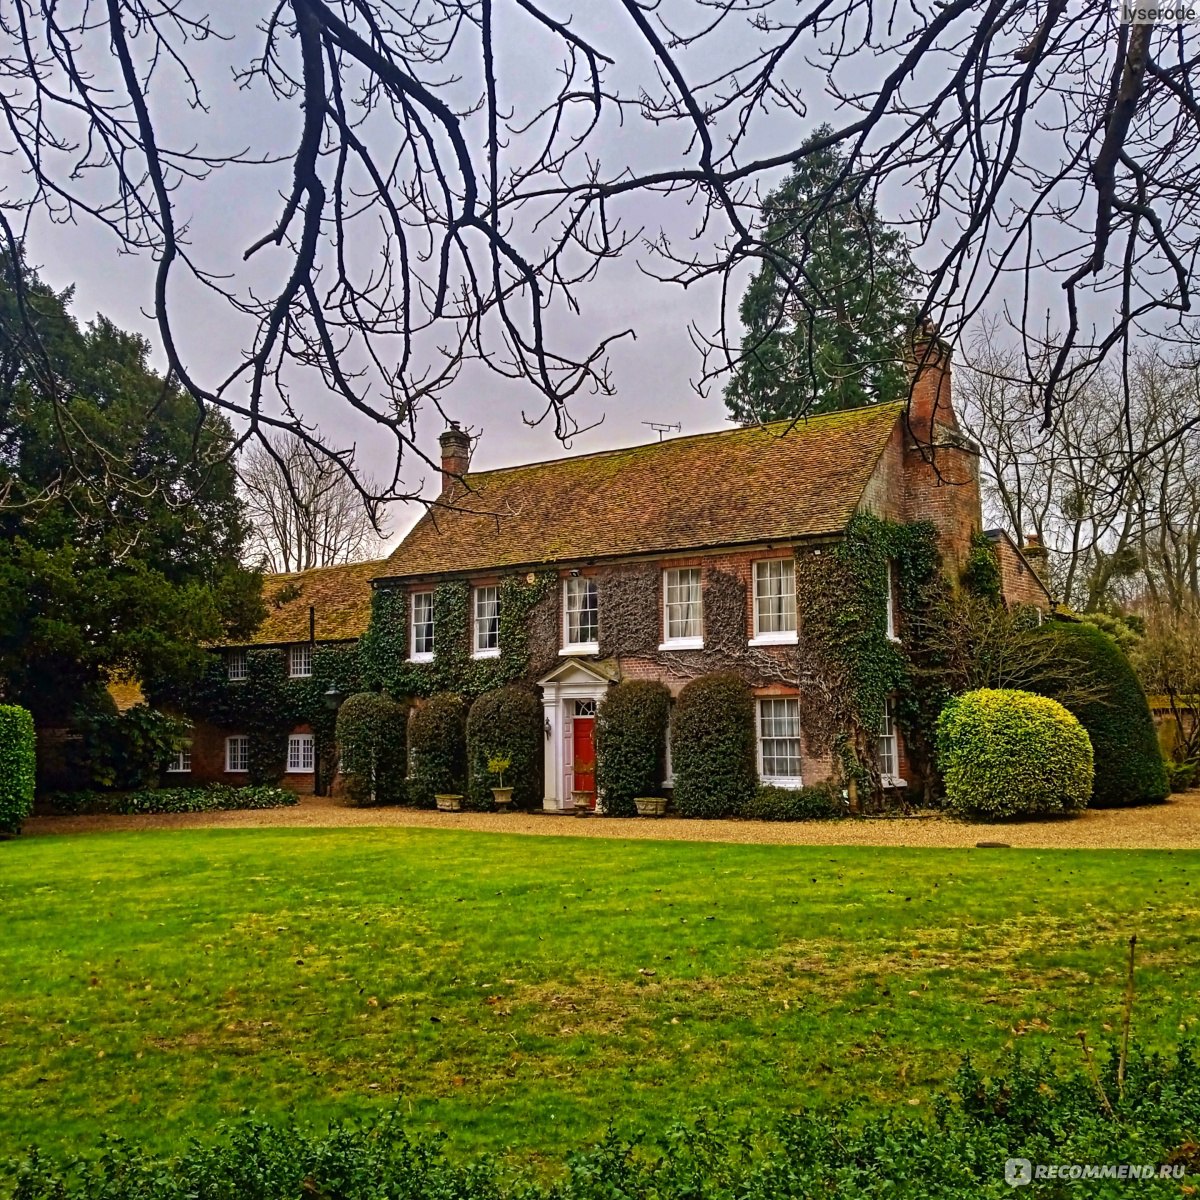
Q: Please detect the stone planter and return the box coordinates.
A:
[571,790,593,816]
[634,796,668,817]
[435,793,463,812]
[491,786,514,809]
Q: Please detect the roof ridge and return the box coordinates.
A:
[460,401,905,484]
[264,557,389,585]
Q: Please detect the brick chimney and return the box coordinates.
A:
[1022,532,1050,581]
[439,421,471,492]
[907,320,958,447]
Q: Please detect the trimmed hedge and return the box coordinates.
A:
[937,688,1093,818]
[47,785,298,815]
[671,672,757,818]
[596,680,671,817]
[0,704,35,834]
[407,692,467,807]
[466,685,541,810]
[741,782,844,821]
[4,1044,1198,1199]
[1037,620,1169,808]
[335,692,409,806]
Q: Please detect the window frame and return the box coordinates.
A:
[227,648,248,682]
[561,575,600,654]
[876,697,904,787]
[410,589,435,662]
[472,584,501,658]
[287,732,315,774]
[885,560,900,642]
[749,558,798,645]
[225,735,249,773]
[756,696,803,788]
[659,566,704,650]
[289,642,313,678]
[165,744,192,774]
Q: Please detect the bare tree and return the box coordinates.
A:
[239,435,388,573]
[1,2,1198,503]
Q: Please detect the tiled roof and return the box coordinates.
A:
[219,559,384,647]
[383,404,903,579]
[106,675,146,712]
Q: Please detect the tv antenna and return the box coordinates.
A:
[642,421,682,442]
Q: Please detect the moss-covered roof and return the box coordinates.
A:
[106,675,145,712]
[218,559,384,647]
[383,404,904,579]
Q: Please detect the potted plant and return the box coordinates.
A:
[571,790,593,816]
[488,754,514,809]
[435,793,463,812]
[634,796,668,817]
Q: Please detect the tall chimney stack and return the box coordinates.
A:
[907,319,957,447]
[439,421,471,493]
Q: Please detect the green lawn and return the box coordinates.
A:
[1,827,1198,1164]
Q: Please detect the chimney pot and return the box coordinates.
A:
[439,423,472,493]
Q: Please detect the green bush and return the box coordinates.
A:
[596,680,671,817]
[1166,758,1197,792]
[407,692,467,807]
[335,692,408,806]
[1035,619,1169,807]
[69,704,188,791]
[4,1043,1198,1199]
[936,688,1093,819]
[0,704,36,834]
[47,785,297,815]
[466,686,541,810]
[742,782,845,821]
[671,672,757,818]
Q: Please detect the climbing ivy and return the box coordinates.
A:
[962,532,1002,602]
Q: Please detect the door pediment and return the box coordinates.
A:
[536,657,620,689]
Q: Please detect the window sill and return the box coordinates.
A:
[748,632,798,647]
[286,769,314,775]
[165,770,191,775]
[289,672,313,680]
[560,643,600,657]
[881,775,908,789]
[761,776,804,789]
[472,648,501,660]
[886,633,902,644]
[410,652,434,664]
[658,637,704,651]
[225,768,248,774]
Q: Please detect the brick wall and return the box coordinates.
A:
[177,719,322,796]
[990,534,1053,609]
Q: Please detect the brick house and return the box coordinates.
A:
[375,337,1052,812]
[167,559,381,795]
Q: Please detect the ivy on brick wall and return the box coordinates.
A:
[361,572,557,701]
[150,643,362,787]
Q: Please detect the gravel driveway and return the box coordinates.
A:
[21,791,1200,849]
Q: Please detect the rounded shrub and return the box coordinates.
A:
[596,681,671,817]
[671,672,757,818]
[466,686,542,810]
[936,688,1093,819]
[407,692,467,808]
[335,692,409,806]
[1036,620,1169,808]
[0,704,36,834]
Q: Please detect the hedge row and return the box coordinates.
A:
[335,692,408,806]
[596,680,671,816]
[0,704,35,834]
[4,1044,1197,1199]
[47,785,298,815]
[670,671,757,818]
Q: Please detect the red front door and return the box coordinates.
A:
[572,715,596,806]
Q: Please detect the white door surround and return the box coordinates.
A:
[536,659,617,811]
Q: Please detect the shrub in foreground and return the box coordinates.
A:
[596,680,671,817]
[1035,619,1169,808]
[0,704,35,834]
[741,782,844,821]
[3,1043,1197,1199]
[466,685,542,810]
[671,672,757,818]
[937,688,1093,818]
[407,692,467,807]
[48,785,298,816]
[335,692,409,805]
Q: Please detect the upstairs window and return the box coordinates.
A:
[885,560,898,641]
[662,568,703,648]
[752,559,797,642]
[758,697,802,787]
[563,576,599,651]
[289,643,313,678]
[473,585,500,657]
[225,735,249,773]
[411,590,435,661]
[287,733,315,773]
[227,649,248,682]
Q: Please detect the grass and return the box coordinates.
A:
[1,826,1198,1165]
